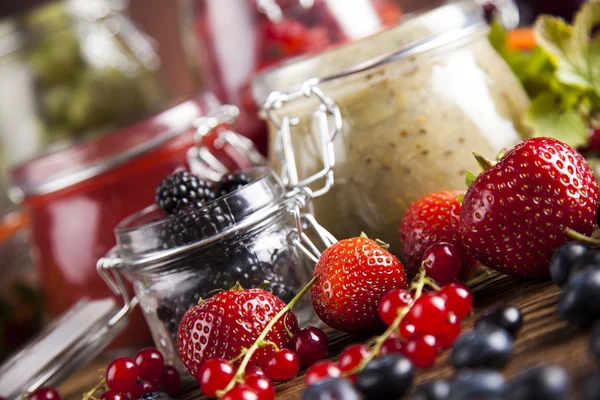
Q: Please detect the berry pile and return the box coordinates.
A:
[450,305,522,370]
[83,347,180,400]
[28,387,60,400]
[550,242,600,326]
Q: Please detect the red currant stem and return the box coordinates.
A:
[257,340,280,351]
[284,322,295,338]
[564,227,600,247]
[230,348,249,363]
[424,278,441,291]
[344,268,429,376]
[82,377,106,400]
[216,275,319,397]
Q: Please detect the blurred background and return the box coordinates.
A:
[0,0,586,366]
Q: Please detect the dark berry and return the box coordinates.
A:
[451,327,513,370]
[218,173,253,198]
[422,242,463,285]
[582,369,600,400]
[134,348,165,381]
[448,369,506,400]
[475,305,523,338]
[569,249,600,277]
[106,358,139,393]
[411,380,451,400]
[157,366,180,395]
[155,171,215,215]
[591,321,600,363]
[356,355,414,400]
[558,268,600,326]
[30,388,60,400]
[550,242,590,286]
[290,326,328,366]
[138,394,173,400]
[138,381,159,396]
[505,365,569,400]
[302,378,362,400]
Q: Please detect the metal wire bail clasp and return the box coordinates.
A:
[96,248,138,327]
[188,105,266,181]
[264,81,342,199]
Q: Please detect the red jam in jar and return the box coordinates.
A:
[9,93,220,348]
[186,0,403,154]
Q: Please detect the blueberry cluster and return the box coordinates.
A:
[303,354,414,400]
[550,242,600,326]
[156,246,296,342]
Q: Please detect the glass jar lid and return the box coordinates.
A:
[252,0,486,104]
[9,92,220,202]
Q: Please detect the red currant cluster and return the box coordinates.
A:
[199,326,328,400]
[304,267,473,386]
[84,348,180,400]
[4,387,61,400]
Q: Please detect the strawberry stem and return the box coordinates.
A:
[344,268,430,376]
[216,275,319,397]
[472,152,494,171]
[564,227,600,247]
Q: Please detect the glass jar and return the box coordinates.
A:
[252,0,531,256]
[98,165,333,372]
[0,0,167,176]
[9,93,222,348]
[182,0,404,155]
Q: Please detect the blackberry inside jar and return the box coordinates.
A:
[104,167,316,372]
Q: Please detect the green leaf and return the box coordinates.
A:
[456,194,465,203]
[525,92,589,148]
[465,171,477,187]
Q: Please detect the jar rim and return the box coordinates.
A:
[252,0,486,105]
[112,166,289,266]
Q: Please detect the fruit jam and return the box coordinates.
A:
[186,0,403,154]
[9,94,219,348]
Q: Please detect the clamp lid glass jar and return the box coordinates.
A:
[253,0,531,255]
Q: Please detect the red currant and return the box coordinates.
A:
[221,385,259,400]
[158,366,181,395]
[266,349,300,381]
[378,289,413,326]
[30,388,60,400]
[406,293,448,336]
[99,391,127,400]
[380,338,406,355]
[338,344,372,381]
[199,358,236,397]
[439,282,473,319]
[244,375,275,400]
[402,334,439,368]
[438,313,461,349]
[399,321,417,340]
[134,347,165,381]
[304,361,342,386]
[422,242,463,285]
[138,380,158,396]
[246,366,266,377]
[289,326,329,366]
[106,358,139,393]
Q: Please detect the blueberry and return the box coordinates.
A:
[451,327,513,370]
[591,321,600,363]
[411,380,451,400]
[505,365,569,400]
[549,242,590,286]
[356,355,414,399]
[138,393,173,400]
[569,249,600,277]
[475,305,523,338]
[582,369,600,400]
[302,377,362,400]
[558,268,600,326]
[448,369,506,400]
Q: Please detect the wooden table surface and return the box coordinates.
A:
[61,270,596,400]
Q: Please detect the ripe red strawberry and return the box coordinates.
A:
[399,190,482,281]
[310,237,407,334]
[460,137,598,278]
[177,287,298,380]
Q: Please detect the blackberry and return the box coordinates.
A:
[155,171,216,215]
[217,173,253,198]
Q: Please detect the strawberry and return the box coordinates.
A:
[460,137,598,278]
[399,190,482,281]
[177,286,298,380]
[310,237,407,334]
